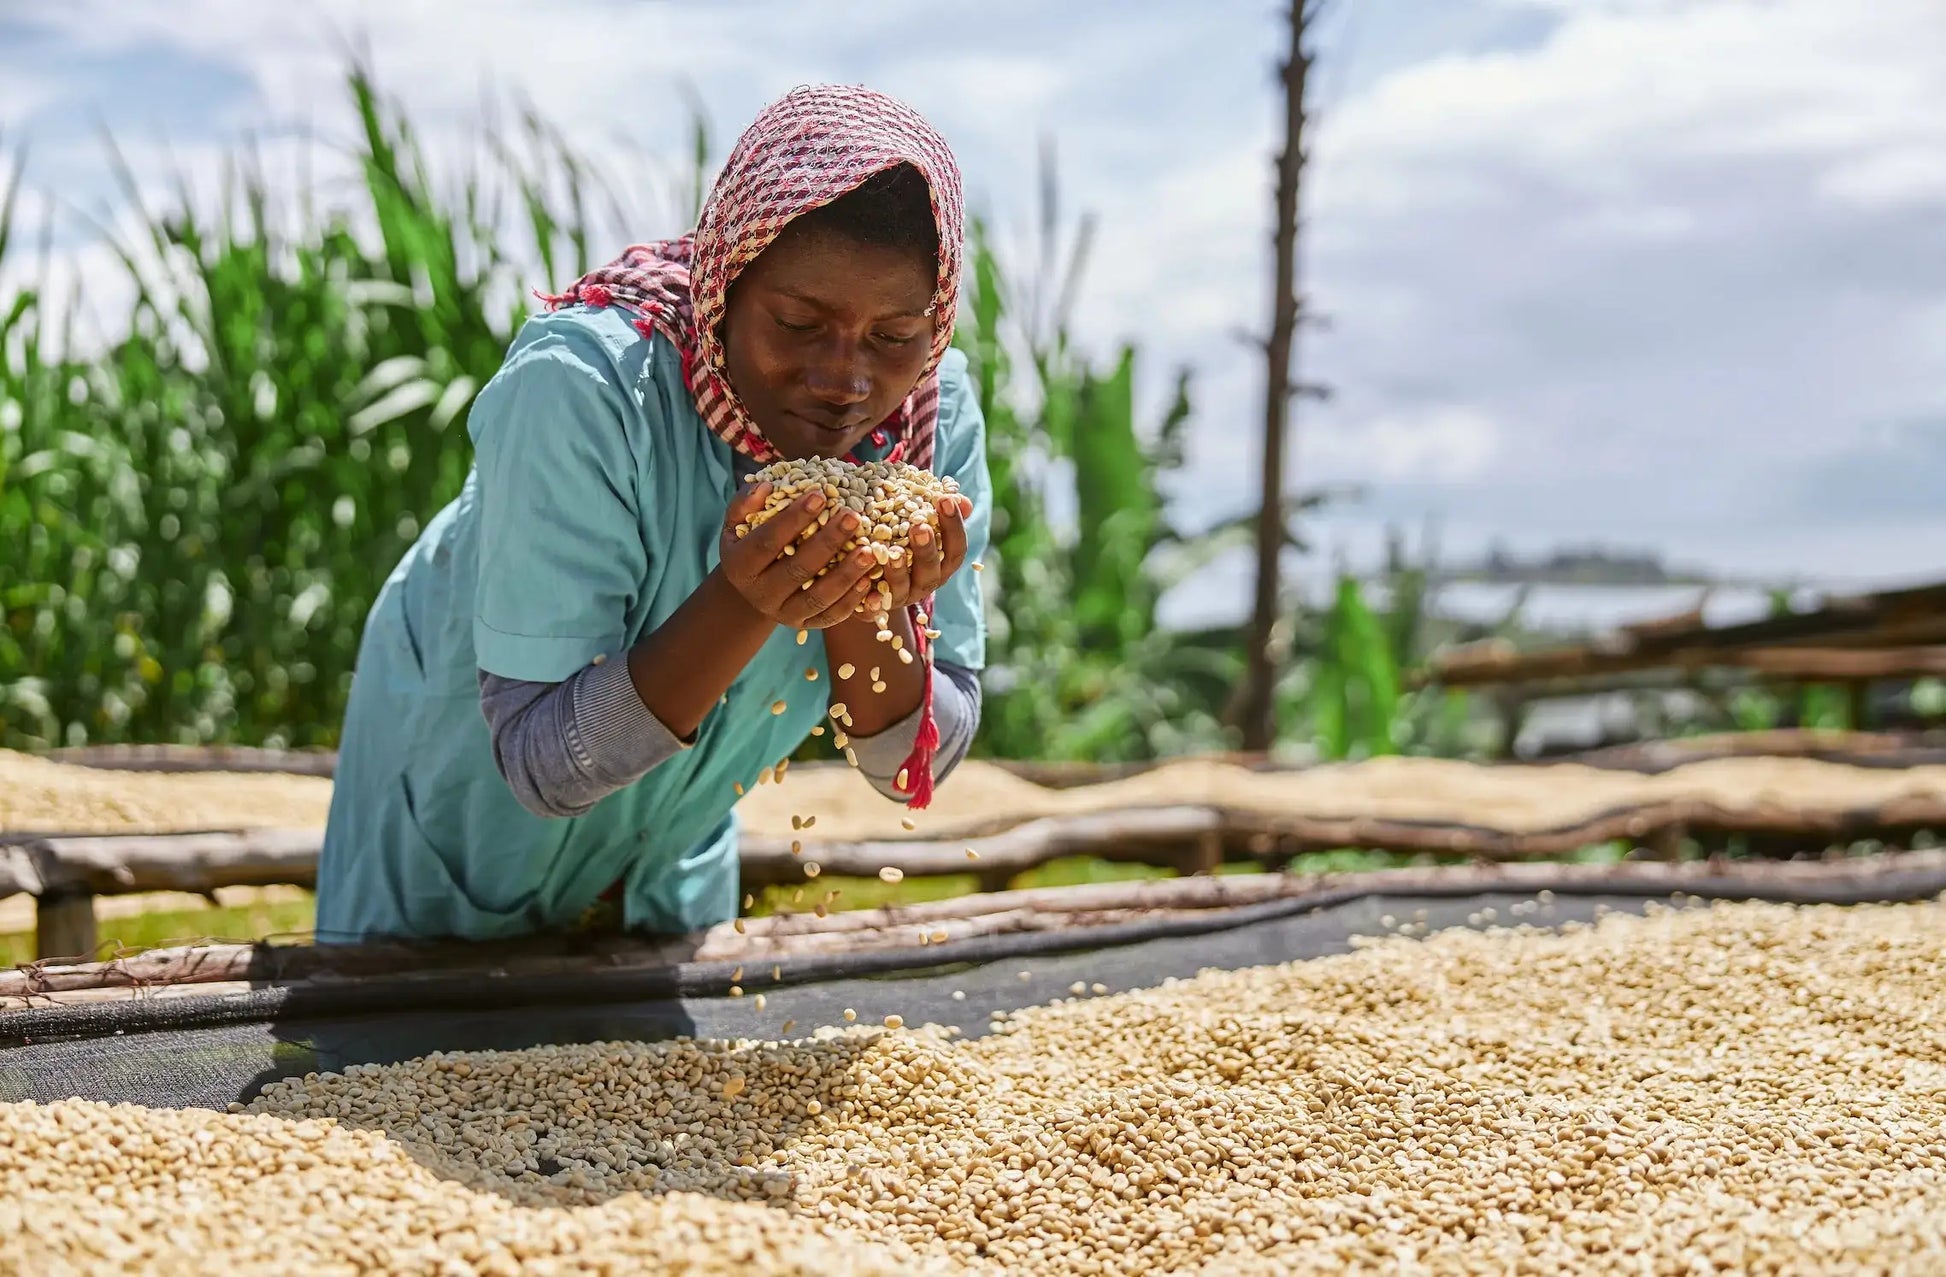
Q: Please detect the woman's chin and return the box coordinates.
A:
[764,421,866,461]
[768,438,833,462]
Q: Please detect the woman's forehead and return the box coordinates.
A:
[741,232,937,314]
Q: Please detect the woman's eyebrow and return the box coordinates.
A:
[771,286,930,321]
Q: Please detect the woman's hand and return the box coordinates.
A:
[718,483,879,630]
[862,494,974,620]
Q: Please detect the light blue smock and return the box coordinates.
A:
[314,305,991,942]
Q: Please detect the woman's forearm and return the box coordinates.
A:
[625,567,781,738]
[822,606,925,738]
[476,568,782,820]
[479,665,688,819]
[483,568,981,819]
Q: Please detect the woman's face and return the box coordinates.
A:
[721,227,937,461]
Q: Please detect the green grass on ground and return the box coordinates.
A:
[0,897,319,967]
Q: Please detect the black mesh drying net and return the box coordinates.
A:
[6,865,1945,1113]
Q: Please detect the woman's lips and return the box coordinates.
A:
[790,410,861,434]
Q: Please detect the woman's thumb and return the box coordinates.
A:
[726,480,771,524]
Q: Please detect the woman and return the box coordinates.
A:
[315,86,989,943]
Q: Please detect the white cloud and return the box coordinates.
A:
[1285,0,1946,572]
[6,0,1945,586]
[1077,139,1271,340]
[1818,147,1946,214]
[0,65,58,126]
[1308,404,1503,483]
[1319,0,1946,214]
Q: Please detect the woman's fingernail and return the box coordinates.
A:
[843,512,861,531]
[914,526,931,546]
[806,493,825,511]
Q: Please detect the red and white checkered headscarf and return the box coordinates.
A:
[538,83,964,471]
[537,84,965,809]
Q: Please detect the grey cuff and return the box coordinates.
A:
[568,655,692,786]
[478,658,689,820]
[848,660,981,803]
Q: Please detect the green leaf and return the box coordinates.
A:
[428,375,478,433]
[348,380,440,436]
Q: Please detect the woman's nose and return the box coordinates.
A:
[804,344,871,408]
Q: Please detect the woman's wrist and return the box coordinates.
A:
[701,564,773,630]
[625,567,781,737]
[823,606,925,737]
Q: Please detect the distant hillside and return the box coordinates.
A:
[1423,543,1752,588]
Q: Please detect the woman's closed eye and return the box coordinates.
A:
[774,313,919,349]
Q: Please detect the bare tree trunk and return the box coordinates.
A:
[1236,0,1318,751]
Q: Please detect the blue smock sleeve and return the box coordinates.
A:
[467,325,648,683]
[927,348,991,672]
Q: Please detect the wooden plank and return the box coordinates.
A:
[45,744,338,777]
[35,893,98,963]
[20,745,1946,855]
[1627,582,1946,654]
[2,829,321,898]
[1423,575,1946,690]
[1174,830,1226,876]
[1567,729,1946,772]
[1427,640,1946,689]
[988,752,1274,789]
[39,745,1282,793]
[740,791,1946,887]
[1732,647,1946,679]
[4,779,1945,911]
[11,850,1946,1005]
[740,807,1223,888]
[0,843,45,896]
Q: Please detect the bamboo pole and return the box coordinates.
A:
[1236,0,1321,750]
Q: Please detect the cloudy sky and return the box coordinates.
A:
[4,0,1944,601]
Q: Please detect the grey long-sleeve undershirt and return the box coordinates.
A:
[478,656,982,820]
